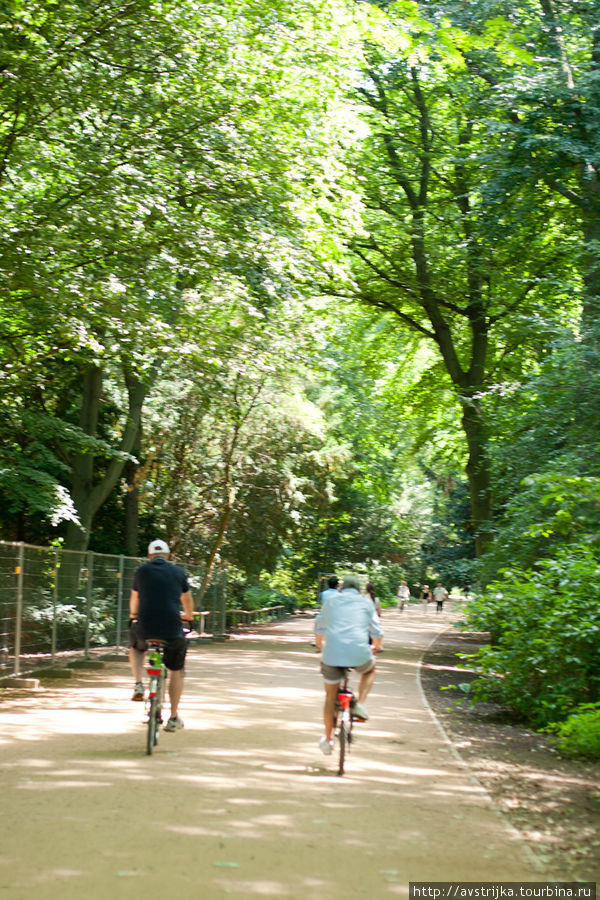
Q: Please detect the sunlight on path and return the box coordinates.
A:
[0,603,550,899]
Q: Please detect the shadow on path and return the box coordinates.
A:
[0,607,551,899]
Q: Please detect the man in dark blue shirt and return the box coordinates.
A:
[129,539,194,732]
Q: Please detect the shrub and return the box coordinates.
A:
[24,587,116,650]
[545,703,600,760]
[241,584,296,614]
[460,546,600,727]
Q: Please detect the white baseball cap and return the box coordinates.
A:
[148,539,170,555]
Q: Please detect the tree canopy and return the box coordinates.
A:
[2,0,599,607]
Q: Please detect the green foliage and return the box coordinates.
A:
[462,547,600,726]
[545,703,600,760]
[345,0,586,556]
[241,584,297,614]
[0,0,366,549]
[421,478,475,588]
[478,332,600,581]
[24,589,115,650]
[3,0,600,620]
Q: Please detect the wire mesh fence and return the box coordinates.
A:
[0,541,227,678]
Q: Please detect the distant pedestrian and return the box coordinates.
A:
[433,582,449,614]
[365,582,382,617]
[320,575,340,605]
[397,580,410,612]
[420,584,432,614]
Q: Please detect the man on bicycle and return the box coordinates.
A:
[129,539,194,732]
[314,574,383,755]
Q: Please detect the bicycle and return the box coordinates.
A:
[144,639,167,755]
[334,672,366,776]
[142,616,197,755]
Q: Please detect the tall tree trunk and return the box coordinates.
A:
[64,364,103,554]
[197,378,265,598]
[60,362,153,595]
[124,428,142,557]
[461,397,493,558]
[199,490,235,601]
[581,197,600,337]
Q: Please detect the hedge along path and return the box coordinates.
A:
[0,609,555,900]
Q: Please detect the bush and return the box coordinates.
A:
[545,703,600,760]
[241,584,296,614]
[460,546,600,727]
[24,587,116,650]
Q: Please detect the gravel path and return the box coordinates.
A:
[0,609,554,899]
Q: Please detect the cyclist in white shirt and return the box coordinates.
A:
[397,580,410,612]
[314,575,383,755]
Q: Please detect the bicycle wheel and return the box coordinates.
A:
[146,677,162,755]
[146,696,159,754]
[338,715,349,776]
[154,677,163,746]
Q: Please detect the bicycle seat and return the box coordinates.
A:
[146,638,167,646]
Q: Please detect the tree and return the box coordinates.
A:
[131,290,352,589]
[458,0,600,331]
[282,302,464,588]
[0,0,366,549]
[336,3,579,555]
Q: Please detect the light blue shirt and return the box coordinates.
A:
[319,587,340,604]
[315,588,383,667]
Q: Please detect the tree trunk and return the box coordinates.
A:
[124,428,142,557]
[61,362,152,596]
[64,364,103,560]
[199,495,235,602]
[461,397,493,558]
[581,198,600,337]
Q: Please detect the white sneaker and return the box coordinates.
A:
[319,736,334,756]
[164,716,184,732]
[352,702,369,720]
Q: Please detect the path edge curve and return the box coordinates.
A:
[416,627,547,877]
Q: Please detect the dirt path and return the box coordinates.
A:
[0,610,564,899]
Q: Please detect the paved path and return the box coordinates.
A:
[0,608,550,899]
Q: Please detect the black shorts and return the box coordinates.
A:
[129,622,187,671]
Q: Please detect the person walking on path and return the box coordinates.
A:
[365,581,382,616]
[319,575,340,605]
[314,574,383,756]
[433,582,449,614]
[396,580,410,612]
[420,584,432,614]
[129,539,194,732]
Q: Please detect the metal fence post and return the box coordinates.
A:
[14,543,24,676]
[211,581,219,638]
[51,549,59,663]
[115,555,124,654]
[84,550,93,659]
[220,570,227,636]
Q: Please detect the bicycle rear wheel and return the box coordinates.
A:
[338,716,349,776]
[146,680,162,755]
